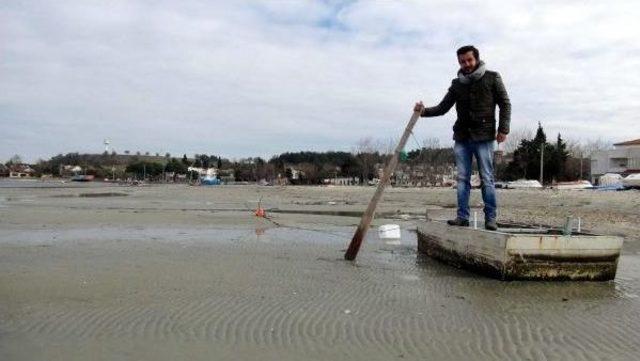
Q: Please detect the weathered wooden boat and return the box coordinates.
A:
[417,220,624,281]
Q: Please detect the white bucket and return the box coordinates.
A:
[378,224,401,239]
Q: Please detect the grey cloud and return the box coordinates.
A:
[1,0,639,162]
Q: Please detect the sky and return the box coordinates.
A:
[2,0,640,162]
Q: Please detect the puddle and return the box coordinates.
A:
[79,192,129,198]
[51,192,129,198]
[267,208,424,220]
[2,225,638,361]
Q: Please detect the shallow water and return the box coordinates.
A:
[1,183,639,360]
[1,225,639,361]
[0,179,109,189]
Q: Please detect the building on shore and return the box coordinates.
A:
[285,166,303,181]
[8,164,36,178]
[187,166,217,178]
[323,176,359,186]
[59,165,83,177]
[392,169,412,187]
[590,138,640,184]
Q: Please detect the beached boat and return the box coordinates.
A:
[552,180,593,190]
[201,175,221,185]
[417,219,623,281]
[599,173,623,187]
[505,179,543,189]
[70,174,95,182]
[622,173,640,189]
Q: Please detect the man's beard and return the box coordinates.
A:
[462,64,477,74]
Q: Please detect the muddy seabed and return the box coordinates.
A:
[1,182,639,360]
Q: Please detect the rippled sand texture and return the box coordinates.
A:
[1,182,639,360]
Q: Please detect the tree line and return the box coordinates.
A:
[6,124,611,184]
[497,123,592,183]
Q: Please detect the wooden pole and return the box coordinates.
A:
[344,110,421,261]
[579,151,583,180]
[539,143,544,185]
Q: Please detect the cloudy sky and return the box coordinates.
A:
[2,0,639,162]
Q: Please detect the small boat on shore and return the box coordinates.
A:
[201,175,221,185]
[552,180,593,190]
[505,179,543,189]
[599,173,623,187]
[622,173,640,189]
[417,219,623,281]
[70,174,95,182]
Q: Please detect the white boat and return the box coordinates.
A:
[553,180,593,190]
[599,173,623,187]
[417,219,623,281]
[70,174,95,182]
[506,179,543,189]
[622,173,640,189]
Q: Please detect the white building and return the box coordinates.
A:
[8,164,36,178]
[590,138,640,183]
[323,177,359,186]
[286,166,303,180]
[187,167,217,177]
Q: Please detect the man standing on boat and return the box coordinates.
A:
[414,45,511,231]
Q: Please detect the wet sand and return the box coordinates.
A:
[1,181,639,360]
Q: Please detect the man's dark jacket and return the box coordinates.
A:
[421,70,511,142]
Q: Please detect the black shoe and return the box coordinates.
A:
[485,219,498,231]
[447,218,469,227]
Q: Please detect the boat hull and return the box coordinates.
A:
[417,220,623,281]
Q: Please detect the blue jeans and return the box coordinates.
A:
[454,140,497,221]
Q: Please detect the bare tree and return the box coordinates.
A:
[557,137,614,180]
[7,154,22,165]
[297,162,318,184]
[378,137,396,155]
[352,137,375,154]
[564,137,613,158]
[564,138,582,158]
[422,137,441,149]
[353,137,379,183]
[413,137,454,186]
[582,138,614,157]
[503,127,534,153]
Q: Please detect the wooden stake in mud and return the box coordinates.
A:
[344,110,421,261]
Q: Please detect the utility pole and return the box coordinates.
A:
[163,161,167,183]
[539,144,544,185]
[579,151,583,180]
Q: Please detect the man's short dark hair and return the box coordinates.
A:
[456,45,479,61]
